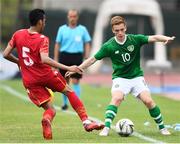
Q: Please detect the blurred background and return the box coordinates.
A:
[0,0,180,97]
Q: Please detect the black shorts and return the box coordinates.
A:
[59,52,83,79]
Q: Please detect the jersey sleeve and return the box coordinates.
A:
[40,37,49,53]
[82,26,91,43]
[8,33,16,48]
[135,34,148,46]
[55,26,63,43]
[94,43,110,60]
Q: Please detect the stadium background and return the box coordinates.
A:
[1,0,180,93]
[1,0,180,62]
[0,0,180,143]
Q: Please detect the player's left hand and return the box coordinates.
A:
[164,36,175,45]
[65,71,74,78]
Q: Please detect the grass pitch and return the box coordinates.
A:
[0,79,180,143]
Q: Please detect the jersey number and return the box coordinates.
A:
[121,53,130,62]
[22,47,34,66]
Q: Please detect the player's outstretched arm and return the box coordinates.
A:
[148,35,175,44]
[79,56,97,70]
[3,44,19,64]
[40,52,82,74]
[65,57,97,78]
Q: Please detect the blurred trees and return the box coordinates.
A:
[1,0,32,49]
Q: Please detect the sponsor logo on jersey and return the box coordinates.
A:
[115,50,119,54]
[127,45,134,52]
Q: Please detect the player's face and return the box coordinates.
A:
[112,23,127,42]
[68,11,78,26]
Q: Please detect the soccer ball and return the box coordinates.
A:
[115,118,134,137]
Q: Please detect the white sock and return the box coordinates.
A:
[83,119,91,125]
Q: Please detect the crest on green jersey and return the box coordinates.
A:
[115,50,119,54]
[127,45,134,52]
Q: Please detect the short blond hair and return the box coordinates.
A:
[111,16,126,27]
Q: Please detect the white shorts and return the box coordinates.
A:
[111,76,150,97]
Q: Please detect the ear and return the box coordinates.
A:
[37,19,43,26]
[124,25,127,32]
[112,27,115,34]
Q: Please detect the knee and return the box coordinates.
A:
[47,107,56,117]
[111,96,123,106]
[62,85,73,95]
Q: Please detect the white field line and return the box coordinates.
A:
[1,84,166,144]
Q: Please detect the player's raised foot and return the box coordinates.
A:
[99,127,110,136]
[160,128,171,135]
[42,118,52,140]
[83,120,105,132]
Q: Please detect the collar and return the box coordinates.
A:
[28,29,38,34]
[115,35,127,45]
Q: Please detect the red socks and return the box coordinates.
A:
[43,92,88,122]
[43,108,56,122]
[66,91,88,121]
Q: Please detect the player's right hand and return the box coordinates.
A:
[68,65,83,74]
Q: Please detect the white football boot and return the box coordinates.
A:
[99,127,110,136]
[160,128,171,135]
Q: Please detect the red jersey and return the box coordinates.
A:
[9,29,53,87]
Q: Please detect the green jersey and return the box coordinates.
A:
[94,34,148,79]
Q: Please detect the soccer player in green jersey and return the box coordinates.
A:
[66,16,175,136]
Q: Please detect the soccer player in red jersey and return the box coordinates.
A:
[3,9,104,140]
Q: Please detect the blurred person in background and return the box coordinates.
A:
[3,8,104,140]
[67,16,175,136]
[54,9,91,110]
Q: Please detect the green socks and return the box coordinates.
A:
[104,105,165,130]
[149,105,165,129]
[105,105,118,128]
